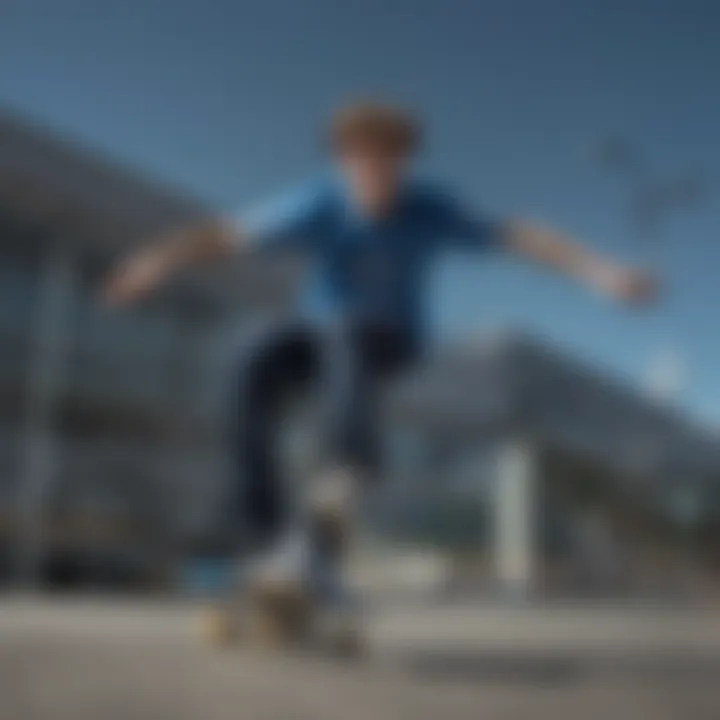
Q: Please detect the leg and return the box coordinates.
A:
[229,320,318,551]
[205,321,319,647]
[308,323,417,590]
[321,321,417,482]
[296,323,417,653]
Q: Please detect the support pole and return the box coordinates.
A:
[16,246,76,585]
[493,437,538,599]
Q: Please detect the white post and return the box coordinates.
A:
[493,437,538,599]
[16,247,76,585]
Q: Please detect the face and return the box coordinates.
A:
[337,145,407,218]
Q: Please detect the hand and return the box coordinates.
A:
[103,248,170,307]
[591,264,660,306]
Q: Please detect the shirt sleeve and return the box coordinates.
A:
[428,188,506,252]
[229,182,326,252]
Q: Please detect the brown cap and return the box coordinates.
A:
[329,101,422,156]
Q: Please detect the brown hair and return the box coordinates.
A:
[329,101,422,156]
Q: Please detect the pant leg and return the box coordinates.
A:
[323,322,418,478]
[229,320,319,547]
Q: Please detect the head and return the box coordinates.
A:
[329,102,421,217]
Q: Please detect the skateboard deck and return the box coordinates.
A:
[201,578,365,658]
[202,463,363,657]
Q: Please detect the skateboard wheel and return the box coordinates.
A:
[248,581,314,649]
[201,606,241,647]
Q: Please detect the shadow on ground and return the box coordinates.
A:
[396,650,584,684]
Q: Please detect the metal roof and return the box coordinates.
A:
[0,107,213,250]
[392,330,720,480]
[0,107,298,308]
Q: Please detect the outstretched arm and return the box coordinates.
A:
[503,220,658,305]
[103,219,247,306]
[104,182,326,307]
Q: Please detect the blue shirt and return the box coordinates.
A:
[238,177,504,346]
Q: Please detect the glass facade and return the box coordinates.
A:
[0,207,237,584]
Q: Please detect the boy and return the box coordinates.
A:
[105,101,655,625]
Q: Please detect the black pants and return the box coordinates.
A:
[230,318,418,546]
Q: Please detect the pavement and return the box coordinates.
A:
[2,594,720,720]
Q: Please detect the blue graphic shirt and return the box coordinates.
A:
[236,176,504,346]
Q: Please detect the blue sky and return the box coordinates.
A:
[1,0,719,420]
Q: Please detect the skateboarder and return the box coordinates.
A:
[105,101,656,642]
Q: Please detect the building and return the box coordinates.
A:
[385,332,720,598]
[0,109,296,586]
[1,108,718,597]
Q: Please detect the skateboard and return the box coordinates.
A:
[201,576,365,658]
[201,510,364,658]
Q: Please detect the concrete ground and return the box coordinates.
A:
[2,594,720,720]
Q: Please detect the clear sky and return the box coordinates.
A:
[1,0,719,420]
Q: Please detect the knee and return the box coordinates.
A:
[229,326,279,428]
[231,320,315,417]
